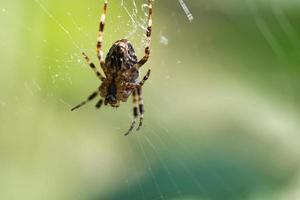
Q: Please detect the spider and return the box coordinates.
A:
[71,0,153,136]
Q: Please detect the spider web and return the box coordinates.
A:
[1,0,300,200]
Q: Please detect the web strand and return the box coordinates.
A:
[34,0,82,52]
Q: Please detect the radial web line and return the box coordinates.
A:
[246,0,296,106]
[34,0,82,51]
[269,2,298,129]
[246,0,285,59]
[121,0,138,39]
[157,123,246,199]
[126,138,147,200]
[121,0,148,40]
[143,134,183,198]
[67,11,91,39]
[137,135,166,200]
[148,125,207,196]
[120,139,133,197]
[271,4,300,52]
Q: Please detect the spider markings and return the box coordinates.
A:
[71,0,153,136]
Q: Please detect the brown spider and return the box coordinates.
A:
[71,0,153,136]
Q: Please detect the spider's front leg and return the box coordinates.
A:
[123,69,151,89]
[135,0,153,69]
[96,0,108,74]
[140,69,151,86]
[82,52,105,81]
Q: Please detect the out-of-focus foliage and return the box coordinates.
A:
[0,0,300,200]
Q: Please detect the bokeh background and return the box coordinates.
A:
[1,0,300,199]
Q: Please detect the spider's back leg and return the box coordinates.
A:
[125,89,139,136]
[71,90,99,111]
[136,87,144,131]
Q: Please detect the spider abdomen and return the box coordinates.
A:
[105,39,138,72]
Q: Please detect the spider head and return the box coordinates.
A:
[105,95,119,107]
[104,82,119,107]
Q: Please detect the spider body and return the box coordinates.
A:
[71,0,153,135]
[100,39,139,107]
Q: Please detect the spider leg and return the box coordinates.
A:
[71,91,99,111]
[125,89,139,136]
[95,99,103,109]
[136,87,144,131]
[139,69,151,87]
[96,0,108,73]
[135,0,153,69]
[82,52,105,81]
[123,82,139,90]
[123,69,151,89]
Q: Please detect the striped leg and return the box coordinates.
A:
[135,0,153,68]
[95,99,103,109]
[97,0,108,71]
[71,91,99,111]
[123,82,139,90]
[139,69,151,87]
[123,69,151,90]
[136,87,144,131]
[125,89,139,136]
[82,52,105,81]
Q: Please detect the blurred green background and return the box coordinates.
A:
[1,0,300,199]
